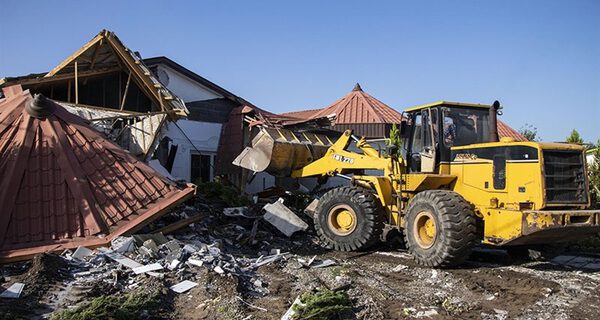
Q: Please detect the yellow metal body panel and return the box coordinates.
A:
[289,127,598,246]
[450,160,544,210]
[481,209,600,245]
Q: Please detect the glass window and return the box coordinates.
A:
[411,114,423,153]
[442,107,491,147]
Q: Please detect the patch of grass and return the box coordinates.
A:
[292,289,352,320]
[51,287,163,320]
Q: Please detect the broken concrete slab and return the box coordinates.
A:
[0,282,25,299]
[98,248,143,269]
[263,199,308,237]
[214,266,225,274]
[111,236,135,253]
[167,259,181,270]
[223,207,252,218]
[304,199,319,216]
[133,263,164,274]
[251,253,287,269]
[170,280,198,293]
[72,246,93,260]
[187,258,204,267]
[132,233,169,246]
[311,259,336,269]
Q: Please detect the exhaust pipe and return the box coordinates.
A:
[489,100,501,142]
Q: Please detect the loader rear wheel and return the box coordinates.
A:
[315,186,384,251]
[404,190,478,268]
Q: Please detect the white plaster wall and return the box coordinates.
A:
[587,153,595,166]
[154,64,222,102]
[162,119,222,181]
[245,172,277,194]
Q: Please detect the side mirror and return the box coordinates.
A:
[386,145,398,157]
[400,120,410,138]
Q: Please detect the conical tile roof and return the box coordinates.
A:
[0,86,195,262]
[309,83,403,124]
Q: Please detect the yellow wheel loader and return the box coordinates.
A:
[234,101,600,267]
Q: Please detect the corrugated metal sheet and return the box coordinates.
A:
[0,86,195,262]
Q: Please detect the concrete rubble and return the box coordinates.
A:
[263,198,309,237]
[0,283,24,299]
[0,190,599,319]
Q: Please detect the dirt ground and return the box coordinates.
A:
[1,201,599,320]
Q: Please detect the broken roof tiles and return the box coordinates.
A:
[0,86,195,262]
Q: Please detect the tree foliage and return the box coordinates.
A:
[519,123,539,141]
[566,129,584,144]
[388,123,402,157]
[589,141,600,207]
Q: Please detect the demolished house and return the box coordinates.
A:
[0,86,195,262]
[0,30,249,184]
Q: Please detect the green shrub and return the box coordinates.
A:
[195,181,250,207]
[51,287,162,320]
[292,289,352,320]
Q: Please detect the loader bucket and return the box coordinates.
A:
[233,127,334,176]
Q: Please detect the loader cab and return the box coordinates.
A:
[403,102,497,173]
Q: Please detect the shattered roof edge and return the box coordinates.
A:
[0,184,195,264]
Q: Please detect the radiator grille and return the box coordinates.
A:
[543,150,587,204]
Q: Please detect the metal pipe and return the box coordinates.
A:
[489,100,500,142]
[335,173,352,180]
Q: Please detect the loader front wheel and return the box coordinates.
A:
[404,190,478,268]
[315,186,384,251]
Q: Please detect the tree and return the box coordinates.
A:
[566,129,584,144]
[519,123,540,141]
[589,141,600,207]
[388,123,402,157]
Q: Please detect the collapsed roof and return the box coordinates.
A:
[0,86,195,262]
[0,30,188,116]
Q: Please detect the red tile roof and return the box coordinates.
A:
[297,83,404,124]
[281,84,526,141]
[498,120,527,141]
[0,86,195,262]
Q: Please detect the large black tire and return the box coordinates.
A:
[404,190,478,268]
[314,186,385,251]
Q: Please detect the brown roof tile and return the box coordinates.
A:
[281,84,526,141]
[0,86,195,262]
[498,120,527,141]
[309,83,403,124]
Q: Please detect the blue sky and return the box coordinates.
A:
[1,1,598,142]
